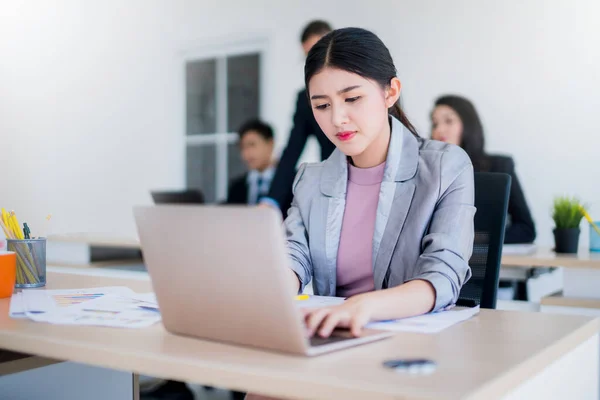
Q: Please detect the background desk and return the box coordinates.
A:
[502,247,600,269]
[502,247,600,303]
[500,247,600,302]
[47,236,600,269]
[47,233,142,268]
[0,270,598,399]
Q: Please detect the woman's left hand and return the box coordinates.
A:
[302,294,377,338]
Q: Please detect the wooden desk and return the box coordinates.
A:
[502,247,600,300]
[502,247,600,269]
[0,271,598,399]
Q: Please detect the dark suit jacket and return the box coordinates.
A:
[267,89,335,206]
[478,155,536,244]
[226,174,250,206]
[227,173,294,217]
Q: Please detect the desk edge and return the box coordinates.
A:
[465,317,600,399]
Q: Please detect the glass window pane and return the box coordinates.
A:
[227,141,247,182]
[186,59,216,135]
[227,53,260,132]
[186,144,216,203]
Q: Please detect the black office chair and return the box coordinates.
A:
[457,172,511,309]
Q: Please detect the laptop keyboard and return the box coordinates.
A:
[309,334,356,347]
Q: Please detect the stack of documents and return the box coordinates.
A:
[9,287,160,328]
[366,306,480,333]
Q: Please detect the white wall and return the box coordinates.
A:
[0,1,184,237]
[0,0,598,246]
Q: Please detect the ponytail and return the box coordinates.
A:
[390,102,419,138]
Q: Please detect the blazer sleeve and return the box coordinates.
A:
[502,158,537,244]
[267,91,311,206]
[410,146,476,311]
[284,163,312,293]
[278,171,296,218]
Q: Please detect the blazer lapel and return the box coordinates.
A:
[317,117,421,293]
[372,118,420,289]
[319,150,348,295]
[324,197,345,295]
[373,182,416,289]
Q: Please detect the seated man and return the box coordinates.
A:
[227,119,293,216]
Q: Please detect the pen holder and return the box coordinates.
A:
[7,238,46,288]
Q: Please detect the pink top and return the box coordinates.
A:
[336,161,385,297]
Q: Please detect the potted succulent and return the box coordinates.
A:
[552,196,585,253]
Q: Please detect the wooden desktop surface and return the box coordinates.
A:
[502,247,600,269]
[0,271,597,400]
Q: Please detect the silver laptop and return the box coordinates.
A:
[134,205,393,356]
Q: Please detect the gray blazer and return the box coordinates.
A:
[285,116,475,311]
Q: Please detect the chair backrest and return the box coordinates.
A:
[151,190,205,205]
[457,172,511,309]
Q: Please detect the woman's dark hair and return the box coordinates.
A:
[304,27,418,137]
[300,20,332,44]
[434,95,489,170]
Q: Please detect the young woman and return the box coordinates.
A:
[284,27,475,339]
[431,95,536,244]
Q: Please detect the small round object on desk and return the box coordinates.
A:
[383,359,437,375]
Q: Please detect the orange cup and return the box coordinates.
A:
[0,251,17,298]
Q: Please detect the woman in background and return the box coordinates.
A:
[431,95,536,244]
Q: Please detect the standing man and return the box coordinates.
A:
[260,20,334,213]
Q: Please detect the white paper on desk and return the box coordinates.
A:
[126,293,159,312]
[69,292,157,312]
[27,307,161,328]
[296,295,345,309]
[21,286,135,314]
[131,293,157,309]
[132,293,156,303]
[26,294,161,328]
[366,306,480,334]
[9,292,26,318]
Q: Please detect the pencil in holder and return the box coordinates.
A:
[6,238,46,288]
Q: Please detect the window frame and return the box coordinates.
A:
[183,37,268,201]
